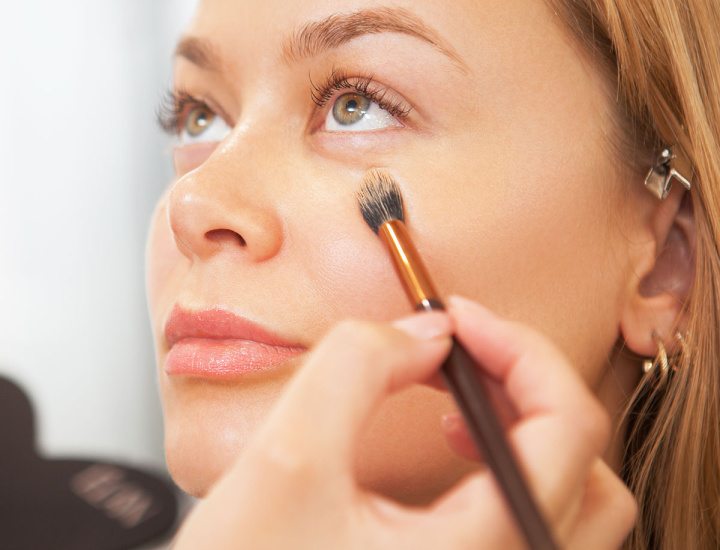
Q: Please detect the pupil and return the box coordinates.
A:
[345,99,358,113]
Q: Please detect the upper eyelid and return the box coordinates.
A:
[310,69,366,106]
[309,70,412,118]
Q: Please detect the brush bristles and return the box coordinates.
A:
[357,170,405,233]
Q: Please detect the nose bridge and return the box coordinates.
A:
[167,128,286,264]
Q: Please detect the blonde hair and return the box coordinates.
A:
[546,0,720,548]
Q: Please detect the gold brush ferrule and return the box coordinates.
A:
[378,220,445,312]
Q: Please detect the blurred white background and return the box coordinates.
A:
[0,0,197,472]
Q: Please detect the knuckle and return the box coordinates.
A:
[591,462,638,535]
[614,482,639,531]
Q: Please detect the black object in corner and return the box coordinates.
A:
[0,375,178,550]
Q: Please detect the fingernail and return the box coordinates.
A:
[440,412,464,432]
[393,312,451,340]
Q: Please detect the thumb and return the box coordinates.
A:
[249,312,453,477]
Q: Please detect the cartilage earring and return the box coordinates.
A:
[644,148,692,200]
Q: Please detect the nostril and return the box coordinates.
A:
[205,229,247,247]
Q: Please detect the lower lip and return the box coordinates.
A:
[165,338,305,378]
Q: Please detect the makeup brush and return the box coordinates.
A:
[357,170,559,550]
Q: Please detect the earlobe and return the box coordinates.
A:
[620,190,696,357]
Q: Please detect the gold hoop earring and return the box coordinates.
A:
[674,330,689,357]
[642,332,686,390]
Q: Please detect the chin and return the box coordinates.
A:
[164,418,248,498]
[160,367,293,497]
[163,383,476,504]
[161,380,282,498]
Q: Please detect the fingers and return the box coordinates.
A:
[175,297,633,550]
[567,460,637,550]
[448,296,609,439]
[446,295,612,543]
[378,461,635,550]
[247,312,453,479]
[184,313,453,550]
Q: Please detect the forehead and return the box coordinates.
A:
[185,0,570,73]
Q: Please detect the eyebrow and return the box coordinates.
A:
[175,36,220,71]
[175,7,467,73]
[282,7,467,70]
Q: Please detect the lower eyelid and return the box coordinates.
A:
[310,127,413,162]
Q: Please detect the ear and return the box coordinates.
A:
[620,186,696,357]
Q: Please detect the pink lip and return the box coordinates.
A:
[164,306,306,378]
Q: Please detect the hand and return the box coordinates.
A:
[173,296,636,549]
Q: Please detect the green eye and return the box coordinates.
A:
[332,93,371,125]
[185,105,216,137]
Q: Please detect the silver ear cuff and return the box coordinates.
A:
[644,149,691,200]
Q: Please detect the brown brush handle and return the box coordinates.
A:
[378,221,558,549]
[438,337,559,550]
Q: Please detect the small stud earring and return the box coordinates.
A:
[644,149,692,200]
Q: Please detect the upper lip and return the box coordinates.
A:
[164,305,305,349]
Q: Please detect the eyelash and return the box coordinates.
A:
[156,69,411,135]
[156,89,210,135]
[310,68,411,120]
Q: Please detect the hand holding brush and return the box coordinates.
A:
[173,300,633,550]
[357,169,561,550]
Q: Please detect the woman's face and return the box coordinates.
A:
[147,0,641,499]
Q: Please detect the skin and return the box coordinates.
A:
[146,0,690,514]
[174,304,636,549]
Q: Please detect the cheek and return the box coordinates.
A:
[304,228,411,322]
[277,179,437,332]
[386,137,623,382]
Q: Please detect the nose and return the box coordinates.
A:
[167,151,284,263]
